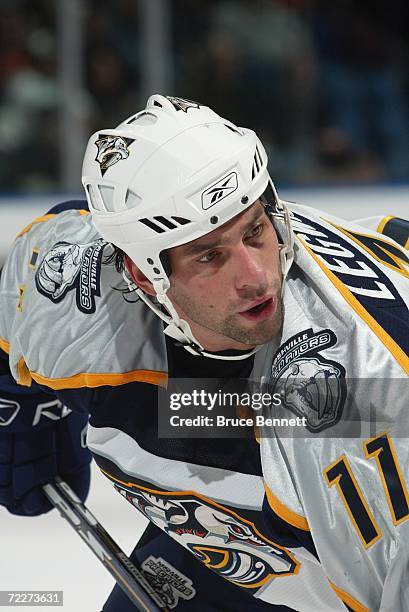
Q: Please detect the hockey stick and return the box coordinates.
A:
[43,478,170,612]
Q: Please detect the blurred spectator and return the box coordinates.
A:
[0,0,408,190]
[0,6,60,189]
[308,0,409,182]
[179,0,317,182]
[85,0,140,129]
[0,7,32,87]
[86,46,137,131]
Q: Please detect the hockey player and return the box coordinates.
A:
[0,95,408,611]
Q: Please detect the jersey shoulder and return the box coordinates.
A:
[357,214,409,248]
[0,201,167,391]
[286,202,409,375]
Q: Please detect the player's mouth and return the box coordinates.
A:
[238,296,276,321]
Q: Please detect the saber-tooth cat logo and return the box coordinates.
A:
[166,96,200,112]
[95,135,134,175]
[35,239,106,314]
[270,329,346,432]
[113,483,299,592]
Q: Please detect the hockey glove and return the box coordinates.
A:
[0,379,91,516]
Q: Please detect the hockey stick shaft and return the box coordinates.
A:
[43,478,170,612]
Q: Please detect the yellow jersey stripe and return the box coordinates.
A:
[17,357,32,387]
[376,216,409,250]
[329,580,370,612]
[16,214,57,238]
[16,209,90,239]
[264,482,310,531]
[0,337,10,354]
[376,215,395,235]
[29,368,168,390]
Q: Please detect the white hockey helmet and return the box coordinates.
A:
[82,95,293,358]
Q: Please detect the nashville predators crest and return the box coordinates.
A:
[35,239,106,314]
[270,328,346,432]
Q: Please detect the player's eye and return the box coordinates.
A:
[246,223,264,239]
[198,250,218,263]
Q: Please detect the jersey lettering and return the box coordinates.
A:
[292,212,409,360]
[324,433,409,547]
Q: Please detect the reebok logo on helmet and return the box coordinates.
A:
[201,172,238,210]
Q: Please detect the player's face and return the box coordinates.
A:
[167,202,283,351]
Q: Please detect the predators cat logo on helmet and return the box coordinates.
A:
[166,96,200,112]
[94,135,134,175]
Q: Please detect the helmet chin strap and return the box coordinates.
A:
[121,271,261,361]
[265,198,294,288]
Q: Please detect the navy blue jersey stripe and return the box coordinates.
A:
[381,217,409,248]
[45,199,89,215]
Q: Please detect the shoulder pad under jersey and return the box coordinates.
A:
[0,206,167,390]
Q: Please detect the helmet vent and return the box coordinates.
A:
[99,185,115,211]
[172,216,190,226]
[252,145,263,180]
[224,123,243,135]
[139,216,191,234]
[125,189,142,209]
[127,112,157,126]
[85,183,103,211]
[155,215,178,230]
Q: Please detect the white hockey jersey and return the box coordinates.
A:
[258,205,409,611]
[0,201,408,611]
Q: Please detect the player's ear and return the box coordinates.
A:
[124,256,156,296]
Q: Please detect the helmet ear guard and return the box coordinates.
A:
[83,94,295,359]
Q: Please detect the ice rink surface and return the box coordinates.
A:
[0,463,148,611]
[0,186,407,610]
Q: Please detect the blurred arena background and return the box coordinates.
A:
[0,1,408,610]
[1,0,408,261]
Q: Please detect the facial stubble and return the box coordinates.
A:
[168,284,284,348]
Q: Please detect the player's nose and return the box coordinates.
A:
[234,245,267,293]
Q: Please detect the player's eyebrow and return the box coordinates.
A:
[183,208,266,256]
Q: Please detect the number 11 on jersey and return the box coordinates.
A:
[324,433,409,548]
